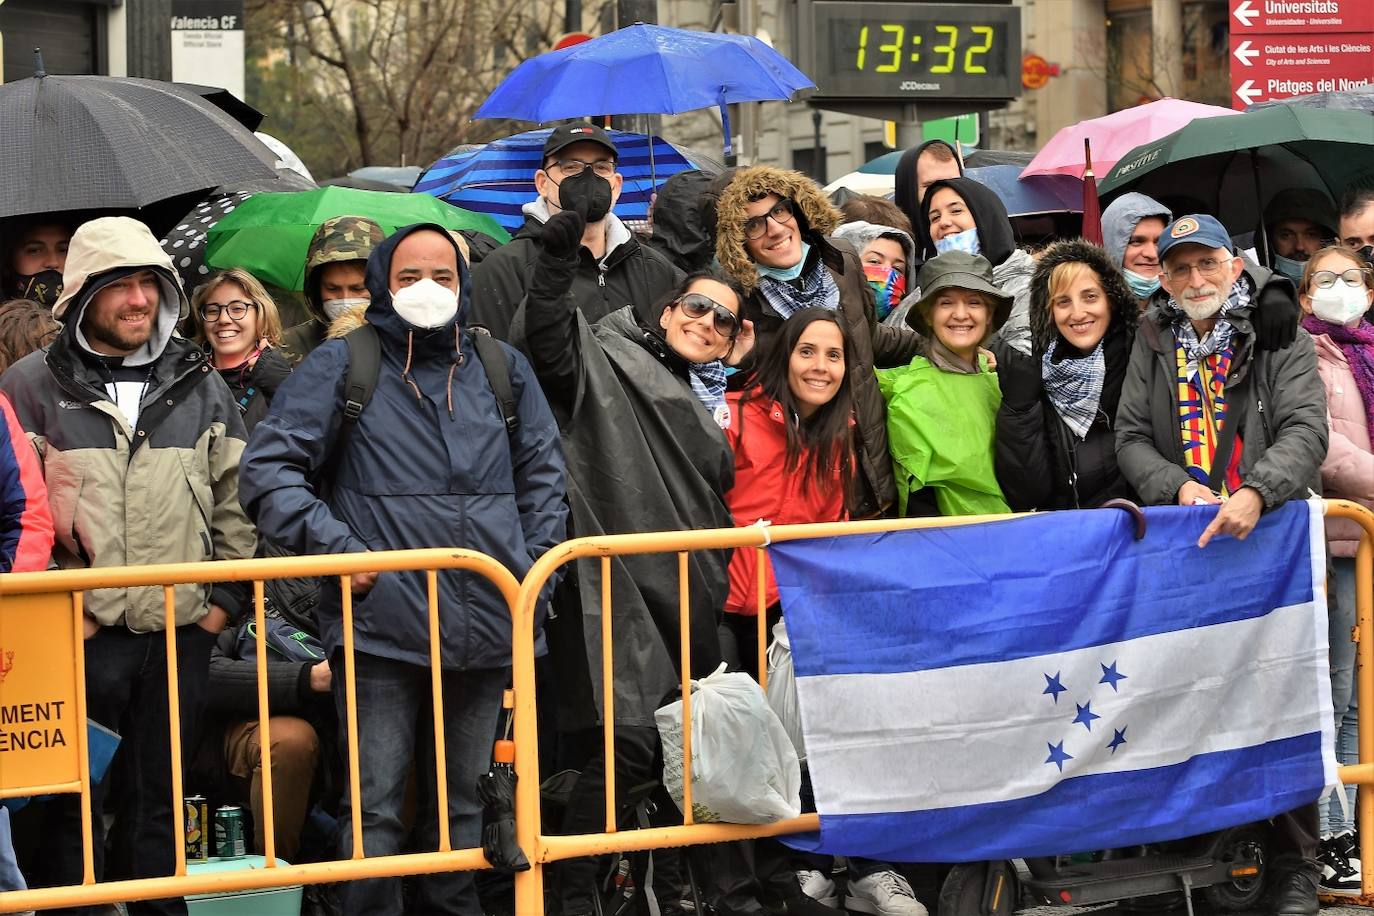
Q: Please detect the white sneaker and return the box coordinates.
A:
[845,870,928,916]
[795,868,840,907]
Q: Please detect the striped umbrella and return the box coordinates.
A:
[415,128,700,233]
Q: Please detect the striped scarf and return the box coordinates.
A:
[1170,280,1250,494]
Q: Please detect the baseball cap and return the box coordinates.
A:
[542,123,618,164]
[1157,214,1234,261]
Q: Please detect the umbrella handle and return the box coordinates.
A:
[720,101,733,158]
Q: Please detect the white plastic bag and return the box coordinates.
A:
[655,663,801,824]
[765,618,806,762]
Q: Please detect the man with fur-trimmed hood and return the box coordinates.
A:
[713,165,924,522]
[993,239,1140,510]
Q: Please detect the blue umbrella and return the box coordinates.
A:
[414,128,699,233]
[472,23,815,154]
[964,165,1083,217]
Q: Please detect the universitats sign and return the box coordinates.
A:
[0,592,81,792]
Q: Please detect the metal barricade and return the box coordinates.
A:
[0,547,519,914]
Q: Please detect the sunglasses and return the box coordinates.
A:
[673,293,740,338]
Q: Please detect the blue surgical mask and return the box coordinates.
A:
[756,241,811,283]
[934,227,981,256]
[1123,268,1161,299]
[1273,253,1306,283]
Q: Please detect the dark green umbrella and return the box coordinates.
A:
[1098,105,1374,252]
[204,186,511,290]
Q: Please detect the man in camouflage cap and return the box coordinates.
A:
[282,215,385,362]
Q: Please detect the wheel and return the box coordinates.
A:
[1201,825,1269,911]
[939,861,1020,916]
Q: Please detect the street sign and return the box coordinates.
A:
[0,592,81,794]
[1230,0,1374,33]
[1229,35,1374,106]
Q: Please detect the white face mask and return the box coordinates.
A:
[322,297,369,321]
[390,278,458,329]
[1310,283,1370,327]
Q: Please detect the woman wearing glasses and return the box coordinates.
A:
[515,204,755,916]
[190,268,290,433]
[713,166,924,521]
[1297,246,1374,894]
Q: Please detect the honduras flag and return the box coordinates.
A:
[769,500,1334,862]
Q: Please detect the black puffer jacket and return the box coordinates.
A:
[995,239,1139,510]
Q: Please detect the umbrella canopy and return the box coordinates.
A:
[472,23,814,153]
[1023,98,1239,180]
[204,187,511,290]
[961,166,1082,218]
[176,83,264,131]
[0,74,279,220]
[415,128,700,233]
[1248,87,1374,112]
[857,148,1033,176]
[824,171,897,198]
[1097,106,1374,237]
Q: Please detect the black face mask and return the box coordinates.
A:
[1356,245,1374,269]
[556,168,614,223]
[13,269,63,308]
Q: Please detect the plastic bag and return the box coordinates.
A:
[655,663,801,824]
[766,618,805,762]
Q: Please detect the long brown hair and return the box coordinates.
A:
[0,298,60,376]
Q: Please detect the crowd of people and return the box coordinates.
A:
[0,120,1372,916]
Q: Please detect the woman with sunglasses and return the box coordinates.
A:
[712,166,924,521]
[515,206,755,916]
[191,268,290,433]
[1295,246,1374,893]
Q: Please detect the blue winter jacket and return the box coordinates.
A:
[239,224,568,670]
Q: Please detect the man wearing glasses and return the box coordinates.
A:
[1115,213,1327,914]
[469,122,681,340]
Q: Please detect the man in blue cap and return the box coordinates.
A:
[1116,213,1327,915]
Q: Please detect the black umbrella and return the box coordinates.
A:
[0,70,279,220]
[175,83,265,131]
[476,711,528,872]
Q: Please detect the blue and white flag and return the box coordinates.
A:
[769,500,1334,863]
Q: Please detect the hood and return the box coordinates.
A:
[1028,238,1138,356]
[832,220,917,284]
[1260,187,1339,267]
[1100,193,1172,270]
[363,223,471,351]
[53,217,187,368]
[648,169,716,272]
[893,140,962,232]
[714,165,842,291]
[917,177,1016,266]
[304,215,385,322]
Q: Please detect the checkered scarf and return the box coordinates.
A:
[688,359,730,428]
[1041,340,1106,440]
[757,259,841,319]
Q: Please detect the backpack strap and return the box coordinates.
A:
[469,327,520,436]
[341,324,381,435]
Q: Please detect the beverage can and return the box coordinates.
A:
[213,805,246,859]
[184,796,209,862]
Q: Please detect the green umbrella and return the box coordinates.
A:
[203,187,511,290]
[1098,105,1374,251]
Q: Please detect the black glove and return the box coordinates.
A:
[540,209,586,261]
[1253,281,1299,351]
[996,346,1043,410]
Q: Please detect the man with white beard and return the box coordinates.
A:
[1114,214,1327,915]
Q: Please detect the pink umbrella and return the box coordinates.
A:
[1022,98,1241,180]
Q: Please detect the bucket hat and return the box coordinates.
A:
[908,250,1013,339]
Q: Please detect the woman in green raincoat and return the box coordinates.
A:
[879,250,1014,516]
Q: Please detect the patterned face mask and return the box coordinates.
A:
[863,264,907,320]
[934,227,981,256]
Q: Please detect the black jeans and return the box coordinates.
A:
[28,622,216,916]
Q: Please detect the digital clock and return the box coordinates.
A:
[805,2,1021,101]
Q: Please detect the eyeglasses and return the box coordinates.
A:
[674,293,740,338]
[1311,267,1373,290]
[1164,256,1233,285]
[742,199,796,240]
[553,158,617,178]
[200,300,256,322]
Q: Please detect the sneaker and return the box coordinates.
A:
[1271,868,1319,916]
[1318,831,1362,895]
[795,868,839,908]
[845,870,929,916]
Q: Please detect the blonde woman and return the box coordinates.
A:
[191,268,290,432]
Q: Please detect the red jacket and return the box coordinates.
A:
[724,389,846,614]
[0,391,53,573]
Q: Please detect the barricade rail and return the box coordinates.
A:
[2,501,1373,913]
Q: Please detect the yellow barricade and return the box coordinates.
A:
[0,548,519,914]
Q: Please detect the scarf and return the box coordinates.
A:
[757,257,841,319]
[1170,281,1250,494]
[1302,314,1374,426]
[688,359,730,429]
[1042,340,1106,440]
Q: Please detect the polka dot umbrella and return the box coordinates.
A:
[161,190,252,294]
